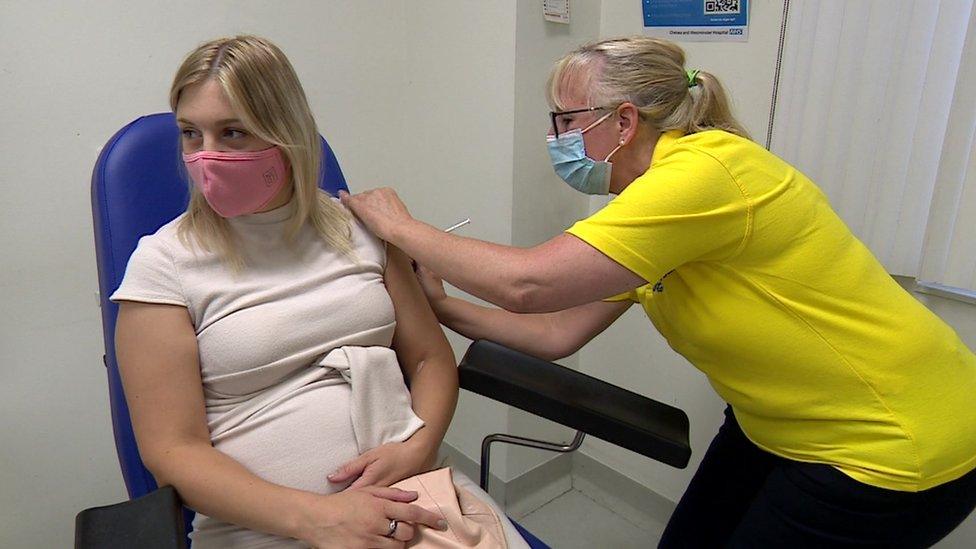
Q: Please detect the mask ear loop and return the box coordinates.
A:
[604,137,626,162]
[581,107,628,161]
[581,109,625,162]
[581,110,616,134]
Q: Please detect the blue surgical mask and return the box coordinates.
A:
[546,111,624,195]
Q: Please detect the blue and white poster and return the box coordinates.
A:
[643,0,749,42]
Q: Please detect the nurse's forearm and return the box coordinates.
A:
[432,295,568,361]
[389,219,537,311]
[432,295,632,362]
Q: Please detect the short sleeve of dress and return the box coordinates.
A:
[340,197,388,271]
[109,231,187,307]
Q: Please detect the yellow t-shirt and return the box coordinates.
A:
[566,129,976,491]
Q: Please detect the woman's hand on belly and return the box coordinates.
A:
[327,433,436,489]
[298,485,447,548]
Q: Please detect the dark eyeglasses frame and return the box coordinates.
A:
[549,105,616,138]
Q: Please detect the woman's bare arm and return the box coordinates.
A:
[385,245,459,465]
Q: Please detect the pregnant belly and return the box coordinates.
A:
[210,380,361,495]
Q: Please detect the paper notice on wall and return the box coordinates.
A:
[544,0,570,24]
[643,0,748,42]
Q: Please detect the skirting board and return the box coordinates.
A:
[438,443,675,528]
[571,452,675,533]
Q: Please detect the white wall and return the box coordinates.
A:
[502,0,602,482]
[384,1,520,480]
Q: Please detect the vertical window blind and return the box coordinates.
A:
[770,0,974,293]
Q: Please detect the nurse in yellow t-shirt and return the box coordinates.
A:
[342,36,976,547]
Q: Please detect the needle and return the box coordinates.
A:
[444,218,471,233]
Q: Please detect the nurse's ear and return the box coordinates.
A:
[615,102,641,145]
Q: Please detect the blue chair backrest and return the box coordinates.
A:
[91,112,348,499]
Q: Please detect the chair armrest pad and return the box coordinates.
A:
[458,340,691,468]
[75,485,187,549]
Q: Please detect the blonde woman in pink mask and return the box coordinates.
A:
[111,36,519,548]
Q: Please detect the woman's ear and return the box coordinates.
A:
[616,102,640,145]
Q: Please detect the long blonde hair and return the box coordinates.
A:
[170,35,352,268]
[547,36,749,139]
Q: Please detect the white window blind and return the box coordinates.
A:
[918,1,976,296]
[770,0,972,277]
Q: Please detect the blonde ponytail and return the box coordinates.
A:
[665,69,750,138]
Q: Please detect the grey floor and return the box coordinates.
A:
[518,489,662,548]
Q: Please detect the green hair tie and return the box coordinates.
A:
[686,69,700,88]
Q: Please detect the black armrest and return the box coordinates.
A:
[75,485,187,549]
[458,340,691,468]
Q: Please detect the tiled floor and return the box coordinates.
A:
[519,489,662,548]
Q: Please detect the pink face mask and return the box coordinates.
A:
[182,147,289,218]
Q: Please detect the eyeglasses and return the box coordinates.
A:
[549,105,616,138]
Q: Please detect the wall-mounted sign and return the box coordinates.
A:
[643,0,749,42]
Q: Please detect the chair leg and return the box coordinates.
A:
[480,430,586,492]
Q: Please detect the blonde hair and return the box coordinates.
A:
[170,35,352,268]
[547,36,749,139]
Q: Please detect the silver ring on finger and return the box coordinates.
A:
[385,518,398,538]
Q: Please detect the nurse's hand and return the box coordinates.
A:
[415,265,447,304]
[338,188,413,243]
[327,435,435,490]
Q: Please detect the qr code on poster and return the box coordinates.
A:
[704,0,740,15]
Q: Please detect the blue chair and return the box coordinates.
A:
[81,112,690,549]
[81,113,552,548]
